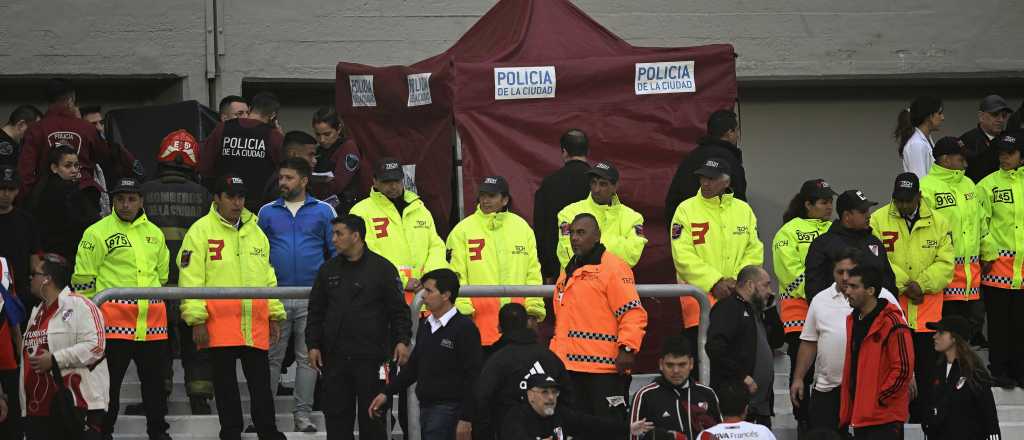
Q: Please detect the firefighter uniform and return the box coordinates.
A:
[447,205,545,347]
[350,188,448,303]
[71,177,171,439]
[556,194,646,270]
[551,243,647,421]
[178,191,287,440]
[977,131,1024,383]
[671,192,763,329]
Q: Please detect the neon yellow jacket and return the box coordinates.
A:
[870,203,955,293]
[350,188,448,288]
[772,218,832,300]
[556,194,646,269]
[977,167,1024,289]
[178,204,286,350]
[72,212,169,341]
[920,164,983,296]
[671,193,763,292]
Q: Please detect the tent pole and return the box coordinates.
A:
[454,124,466,220]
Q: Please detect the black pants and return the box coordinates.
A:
[322,358,386,440]
[745,413,772,429]
[984,287,1024,379]
[941,299,984,340]
[786,332,812,426]
[26,409,104,440]
[0,368,23,440]
[808,388,841,433]
[180,319,212,397]
[102,339,170,437]
[569,372,630,421]
[852,422,903,440]
[209,346,284,440]
[908,332,937,423]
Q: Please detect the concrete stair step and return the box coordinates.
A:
[112,414,327,434]
[119,380,295,400]
[119,396,302,415]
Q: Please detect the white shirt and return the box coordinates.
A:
[800,283,906,392]
[902,128,934,178]
[697,421,776,439]
[285,199,303,217]
[427,306,458,334]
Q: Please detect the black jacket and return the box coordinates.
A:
[500,403,629,440]
[140,168,211,284]
[29,176,101,267]
[803,222,898,300]
[474,328,572,439]
[961,126,1001,184]
[706,293,774,391]
[924,359,1001,440]
[305,249,412,361]
[630,376,721,440]
[534,159,591,279]
[0,129,19,167]
[664,137,747,225]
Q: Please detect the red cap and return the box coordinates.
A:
[157,129,199,169]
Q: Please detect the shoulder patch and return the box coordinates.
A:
[344,153,360,172]
[180,250,192,268]
[0,141,13,156]
[633,224,644,237]
[671,223,682,240]
[559,221,570,236]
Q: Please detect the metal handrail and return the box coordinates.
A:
[93,283,710,440]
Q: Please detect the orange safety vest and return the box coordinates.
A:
[102,299,168,341]
[470,297,526,346]
[550,248,647,374]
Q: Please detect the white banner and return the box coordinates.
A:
[349,75,377,107]
[634,61,695,95]
[494,66,556,100]
[407,73,432,107]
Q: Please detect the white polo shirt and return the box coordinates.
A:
[800,283,905,392]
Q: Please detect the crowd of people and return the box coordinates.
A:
[0,78,1020,440]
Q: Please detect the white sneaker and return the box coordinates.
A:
[294,415,317,433]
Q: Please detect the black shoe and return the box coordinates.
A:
[149,434,173,440]
[125,402,145,415]
[189,396,212,415]
[245,424,257,433]
[277,384,293,396]
[992,375,1017,389]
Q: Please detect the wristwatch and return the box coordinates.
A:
[620,345,634,353]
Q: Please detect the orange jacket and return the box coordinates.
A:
[550,245,647,374]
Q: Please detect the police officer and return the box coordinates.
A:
[350,157,447,302]
[870,172,954,422]
[310,107,366,214]
[551,213,647,423]
[977,131,1024,388]
[920,137,985,342]
[199,92,284,212]
[534,129,591,283]
[961,95,1014,183]
[664,109,747,225]
[0,105,42,167]
[71,176,172,440]
[306,214,411,440]
[670,158,762,365]
[556,161,646,270]
[448,176,545,351]
[140,129,214,414]
[178,174,287,440]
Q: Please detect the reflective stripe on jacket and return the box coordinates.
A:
[447,207,545,346]
[72,212,170,341]
[556,194,647,269]
[671,193,763,328]
[920,164,982,300]
[977,167,1024,289]
[177,204,286,350]
[350,188,448,301]
[773,217,831,333]
[870,202,954,332]
[551,249,647,374]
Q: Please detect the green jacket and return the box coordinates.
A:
[772,217,832,300]
[671,193,763,292]
[556,194,647,269]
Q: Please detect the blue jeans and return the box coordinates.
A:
[268,299,315,418]
[419,401,460,440]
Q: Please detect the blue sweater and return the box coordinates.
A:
[258,195,337,287]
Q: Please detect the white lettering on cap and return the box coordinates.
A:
[705,160,719,167]
[119,179,134,186]
[3,169,14,180]
[596,163,610,170]
[384,162,400,170]
[820,181,830,188]
[1004,136,1017,143]
[231,177,243,185]
[899,180,914,189]
[484,177,498,184]
[856,190,867,201]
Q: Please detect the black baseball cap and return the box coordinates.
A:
[478,176,509,195]
[993,131,1023,153]
[215,174,247,196]
[836,189,877,214]
[892,173,920,202]
[979,95,1012,113]
[0,166,19,188]
[932,136,966,159]
[109,177,142,195]
[799,178,837,200]
[926,315,972,340]
[586,161,619,183]
[694,157,731,178]
[526,374,561,390]
[375,157,404,181]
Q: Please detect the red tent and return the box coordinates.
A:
[336,0,737,366]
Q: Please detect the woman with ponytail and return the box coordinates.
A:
[923,315,1002,440]
[895,96,945,177]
